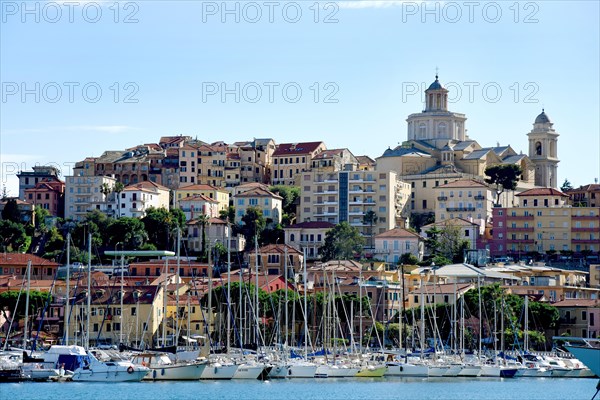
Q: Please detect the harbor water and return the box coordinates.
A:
[3,377,598,400]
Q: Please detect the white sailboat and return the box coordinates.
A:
[131,352,207,380]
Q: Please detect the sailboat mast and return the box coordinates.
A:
[254,235,259,346]
[23,261,31,350]
[176,228,181,348]
[86,232,91,350]
[303,248,308,359]
[226,222,231,352]
[284,245,288,346]
[524,295,529,352]
[65,232,70,345]
[120,247,125,345]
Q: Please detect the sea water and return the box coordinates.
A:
[2,377,597,400]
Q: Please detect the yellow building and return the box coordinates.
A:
[272,141,326,186]
[173,183,229,212]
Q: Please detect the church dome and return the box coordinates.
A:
[535,109,551,124]
[427,75,443,91]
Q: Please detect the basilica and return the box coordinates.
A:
[376,75,560,216]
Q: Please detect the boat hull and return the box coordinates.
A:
[145,363,206,381]
[385,363,428,377]
[200,364,237,380]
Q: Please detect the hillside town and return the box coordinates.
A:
[1,76,599,376]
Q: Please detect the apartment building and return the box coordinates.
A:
[310,148,358,172]
[173,184,229,212]
[64,174,118,221]
[298,169,411,238]
[236,138,276,184]
[119,181,170,218]
[234,187,283,225]
[284,221,335,261]
[565,183,600,207]
[271,142,326,185]
[178,194,219,221]
[178,144,199,185]
[17,165,61,200]
[23,179,65,217]
[490,188,600,258]
[374,228,425,264]
[434,178,493,225]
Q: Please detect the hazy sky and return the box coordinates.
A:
[1,1,599,196]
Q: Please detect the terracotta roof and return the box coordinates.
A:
[423,217,480,229]
[356,155,375,165]
[517,188,568,197]
[257,244,303,255]
[438,178,487,188]
[287,221,335,229]
[312,149,348,159]
[375,228,423,239]
[0,253,59,267]
[273,142,325,156]
[235,187,282,199]
[187,217,227,225]
[236,182,270,192]
[178,184,225,192]
[566,184,600,193]
[552,299,599,307]
[178,194,217,203]
[408,282,474,295]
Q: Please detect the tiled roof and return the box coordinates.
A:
[379,146,430,158]
[312,149,348,159]
[287,221,335,229]
[257,244,303,255]
[124,181,169,192]
[375,228,422,239]
[437,178,487,188]
[423,217,480,229]
[516,188,568,197]
[552,299,599,307]
[273,142,325,156]
[0,253,59,267]
[178,194,217,203]
[235,187,282,199]
[178,184,225,192]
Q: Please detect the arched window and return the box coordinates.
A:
[290,234,295,242]
[535,141,542,156]
[437,122,447,138]
[419,124,426,139]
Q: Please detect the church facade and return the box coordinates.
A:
[376,75,558,224]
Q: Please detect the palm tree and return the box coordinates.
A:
[100,183,112,215]
[112,182,125,218]
[362,210,378,251]
[196,214,210,261]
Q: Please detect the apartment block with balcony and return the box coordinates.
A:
[64,174,117,221]
[178,144,199,185]
[565,183,600,207]
[310,148,359,173]
[271,142,326,185]
[490,188,600,258]
[552,299,600,338]
[299,169,411,239]
[173,184,229,212]
[17,165,61,200]
[197,144,228,188]
[23,179,65,218]
[178,194,219,221]
[248,244,304,275]
[236,138,276,184]
[434,178,493,225]
[119,181,170,218]
[374,228,425,263]
[284,221,335,260]
[234,187,283,225]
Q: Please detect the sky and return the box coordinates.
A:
[1,0,599,196]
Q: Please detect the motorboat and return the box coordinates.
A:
[131,352,207,380]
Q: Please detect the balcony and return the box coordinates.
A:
[573,214,598,219]
[446,207,476,212]
[510,215,534,220]
[507,239,534,243]
[474,195,485,200]
[373,249,390,254]
[571,227,600,232]
[559,317,577,324]
[509,227,534,232]
[437,196,448,201]
[572,238,598,244]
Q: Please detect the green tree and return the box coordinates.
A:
[269,185,299,216]
[484,164,523,205]
[362,210,378,250]
[0,290,52,320]
[106,217,148,249]
[195,214,210,260]
[409,212,435,233]
[400,252,419,265]
[219,206,236,225]
[560,179,574,193]
[437,222,470,263]
[1,198,22,223]
[33,206,51,233]
[239,207,266,250]
[142,207,185,250]
[0,220,29,252]
[112,181,125,217]
[320,221,365,261]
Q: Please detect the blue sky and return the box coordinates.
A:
[1,0,599,196]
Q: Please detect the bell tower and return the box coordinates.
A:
[527,109,559,188]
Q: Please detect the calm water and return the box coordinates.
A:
[3,378,598,400]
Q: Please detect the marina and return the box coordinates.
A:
[4,377,598,400]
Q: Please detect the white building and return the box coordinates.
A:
[374,227,425,264]
[119,181,170,218]
[64,174,117,221]
[284,221,335,260]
